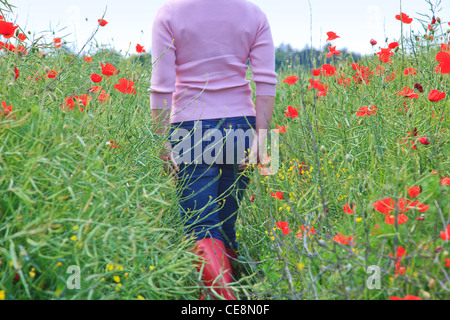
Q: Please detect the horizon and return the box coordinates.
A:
[2,0,450,56]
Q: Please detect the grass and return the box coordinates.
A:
[0,0,449,300]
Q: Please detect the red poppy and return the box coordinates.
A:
[311,68,321,76]
[390,295,422,300]
[114,78,137,94]
[1,101,12,116]
[343,203,355,214]
[333,233,355,246]
[397,87,418,99]
[445,259,450,268]
[83,56,93,63]
[276,221,291,235]
[89,86,102,93]
[108,140,120,149]
[408,186,420,198]
[47,70,58,79]
[54,38,62,48]
[416,203,429,212]
[270,191,284,200]
[308,79,328,92]
[392,246,407,259]
[403,67,416,75]
[440,225,450,241]
[417,136,430,145]
[351,63,373,83]
[100,62,118,76]
[326,46,340,57]
[136,44,146,53]
[14,66,19,79]
[435,51,450,74]
[98,19,108,26]
[356,105,377,117]
[395,13,413,24]
[373,198,395,215]
[295,225,315,239]
[441,43,450,52]
[321,64,337,76]
[61,96,75,111]
[17,45,27,55]
[97,90,110,102]
[90,73,103,83]
[284,105,299,118]
[385,214,408,225]
[428,89,446,102]
[337,76,351,87]
[370,39,377,46]
[17,33,27,41]
[78,94,92,107]
[376,48,394,63]
[388,42,399,49]
[282,75,299,85]
[326,31,339,41]
[441,177,450,186]
[0,20,19,38]
[397,198,413,214]
[276,125,287,133]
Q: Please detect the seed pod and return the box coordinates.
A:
[345,154,354,163]
[428,278,436,289]
[421,290,431,300]
[317,239,327,247]
[7,69,15,82]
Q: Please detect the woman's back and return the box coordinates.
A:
[150,0,277,123]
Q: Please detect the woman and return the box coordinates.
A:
[149,0,277,300]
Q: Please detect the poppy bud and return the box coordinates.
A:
[250,194,255,202]
[394,46,399,53]
[320,145,327,153]
[428,278,436,289]
[417,214,425,221]
[413,83,423,93]
[420,290,431,300]
[370,39,377,46]
[436,17,441,23]
[435,246,443,253]
[431,16,436,25]
[345,154,354,163]
[7,69,15,82]
[317,239,327,247]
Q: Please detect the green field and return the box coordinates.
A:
[0,1,449,300]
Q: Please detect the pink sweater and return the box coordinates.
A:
[149,0,278,123]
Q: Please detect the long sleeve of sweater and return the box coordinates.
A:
[250,11,278,97]
[149,2,175,111]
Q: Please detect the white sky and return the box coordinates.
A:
[3,0,450,55]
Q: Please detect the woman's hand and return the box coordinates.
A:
[239,132,264,171]
[160,141,179,178]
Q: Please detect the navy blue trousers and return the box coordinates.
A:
[170,116,256,250]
